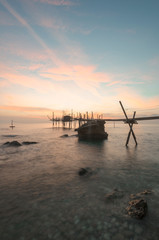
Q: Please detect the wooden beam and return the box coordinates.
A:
[126,111,137,146]
[119,101,138,146]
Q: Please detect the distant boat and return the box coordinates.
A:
[75,120,108,140]
[10,120,15,129]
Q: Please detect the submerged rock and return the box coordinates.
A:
[78,167,93,176]
[3,141,38,147]
[22,141,38,145]
[126,198,147,219]
[130,190,152,199]
[3,141,22,147]
[105,189,124,201]
[60,134,69,138]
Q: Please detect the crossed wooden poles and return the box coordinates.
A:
[119,101,138,146]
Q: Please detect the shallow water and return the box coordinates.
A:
[0,121,159,240]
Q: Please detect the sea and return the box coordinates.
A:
[0,120,159,240]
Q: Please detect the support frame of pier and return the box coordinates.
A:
[119,101,138,146]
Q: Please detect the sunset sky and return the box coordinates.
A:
[0,0,159,121]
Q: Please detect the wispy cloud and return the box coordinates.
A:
[40,64,112,96]
[0,0,64,67]
[0,79,9,88]
[34,0,75,6]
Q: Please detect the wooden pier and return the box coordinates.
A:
[48,101,159,145]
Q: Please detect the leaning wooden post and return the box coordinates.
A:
[126,111,136,146]
[119,101,138,146]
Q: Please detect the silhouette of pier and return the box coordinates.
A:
[47,111,100,129]
[47,101,159,145]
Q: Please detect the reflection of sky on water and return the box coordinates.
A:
[0,122,159,239]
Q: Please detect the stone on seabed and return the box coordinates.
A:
[126,198,147,219]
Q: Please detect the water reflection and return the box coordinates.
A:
[0,123,159,240]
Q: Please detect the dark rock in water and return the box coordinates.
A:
[78,167,93,176]
[60,134,69,138]
[3,141,38,146]
[3,141,10,145]
[75,120,108,140]
[3,141,22,147]
[22,141,38,145]
[126,198,148,219]
[105,189,124,201]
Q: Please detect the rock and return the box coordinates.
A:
[130,190,152,199]
[60,134,69,138]
[3,141,22,147]
[126,198,147,219]
[3,141,10,145]
[78,167,92,176]
[22,141,38,145]
[78,168,88,176]
[105,189,124,201]
[140,189,152,195]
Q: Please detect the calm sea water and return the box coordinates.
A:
[0,121,159,240]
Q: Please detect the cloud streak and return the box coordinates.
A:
[0,0,64,67]
[0,105,53,112]
[34,0,75,6]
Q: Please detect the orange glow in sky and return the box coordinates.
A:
[1,0,159,122]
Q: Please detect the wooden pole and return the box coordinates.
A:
[126,111,136,146]
[86,112,88,120]
[52,112,54,127]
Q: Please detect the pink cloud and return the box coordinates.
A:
[112,87,159,114]
[40,64,112,97]
[0,105,52,112]
[1,72,62,94]
[0,79,9,88]
[41,64,111,84]
[107,81,121,86]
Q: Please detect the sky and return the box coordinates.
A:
[0,0,159,122]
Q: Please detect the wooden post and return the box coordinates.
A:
[126,111,136,146]
[52,112,54,127]
[86,112,88,120]
[119,101,138,146]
